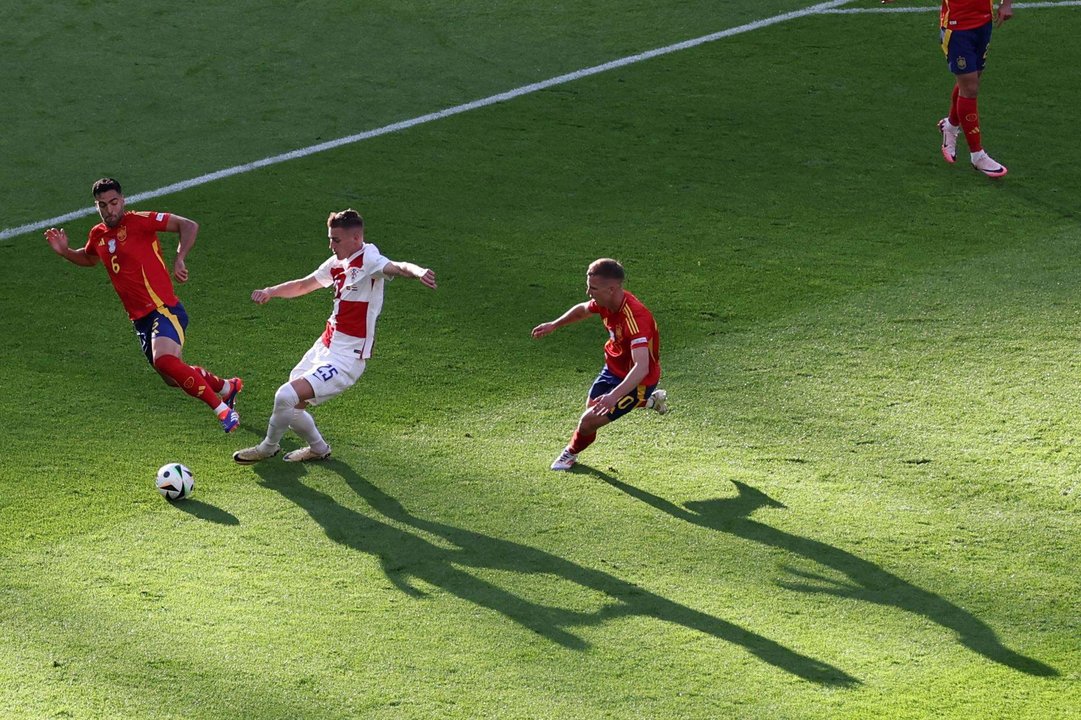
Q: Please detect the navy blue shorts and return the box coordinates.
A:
[588,366,656,421]
[132,302,188,366]
[941,22,992,75]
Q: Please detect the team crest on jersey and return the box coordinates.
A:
[957,56,967,71]
[107,239,117,254]
[344,267,362,290]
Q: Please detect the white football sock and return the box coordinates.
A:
[289,410,329,454]
[263,382,300,448]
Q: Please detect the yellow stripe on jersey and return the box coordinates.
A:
[151,239,170,274]
[622,304,639,334]
[941,28,952,56]
[141,267,166,308]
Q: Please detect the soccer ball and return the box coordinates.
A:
[156,463,194,500]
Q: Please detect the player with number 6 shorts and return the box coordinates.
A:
[233,208,437,464]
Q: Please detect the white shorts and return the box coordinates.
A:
[289,340,367,406]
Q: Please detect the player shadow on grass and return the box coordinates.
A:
[579,465,1058,678]
[250,459,858,687]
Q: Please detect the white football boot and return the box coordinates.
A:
[233,443,281,465]
[283,445,332,463]
[550,448,578,471]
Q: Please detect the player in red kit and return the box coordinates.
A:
[43,178,242,432]
[884,0,1013,177]
[532,258,668,471]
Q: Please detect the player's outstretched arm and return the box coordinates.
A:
[251,276,324,304]
[43,227,98,266]
[383,261,437,289]
[165,214,199,283]
[531,302,592,338]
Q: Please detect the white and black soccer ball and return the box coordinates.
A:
[156,463,194,500]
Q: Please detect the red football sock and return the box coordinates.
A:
[948,84,960,126]
[154,355,224,409]
[568,429,597,455]
[956,95,982,152]
[191,365,225,393]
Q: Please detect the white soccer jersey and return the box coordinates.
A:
[308,243,391,359]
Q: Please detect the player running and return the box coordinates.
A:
[884,0,1014,177]
[532,258,668,471]
[44,178,242,432]
[232,209,436,464]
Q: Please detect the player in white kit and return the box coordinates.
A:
[233,209,437,464]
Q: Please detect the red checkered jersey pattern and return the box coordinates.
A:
[940,0,994,30]
[84,211,178,320]
[309,243,391,358]
[588,291,661,386]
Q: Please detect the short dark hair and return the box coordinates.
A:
[327,208,364,231]
[92,178,122,197]
[587,258,625,281]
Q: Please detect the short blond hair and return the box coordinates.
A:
[587,258,625,281]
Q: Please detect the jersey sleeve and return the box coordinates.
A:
[83,227,101,255]
[627,307,655,347]
[586,299,602,314]
[364,244,392,278]
[307,256,337,288]
[131,211,171,232]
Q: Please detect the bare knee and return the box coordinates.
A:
[956,72,980,97]
[576,412,608,434]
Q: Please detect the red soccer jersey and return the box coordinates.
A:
[588,291,661,386]
[84,211,178,320]
[940,0,994,30]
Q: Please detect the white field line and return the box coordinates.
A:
[824,0,1081,13]
[0,0,852,242]
[4,0,1079,241]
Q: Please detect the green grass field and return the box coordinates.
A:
[2,1,1078,718]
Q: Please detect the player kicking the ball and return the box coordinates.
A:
[44,178,242,433]
[233,209,436,464]
[532,258,668,471]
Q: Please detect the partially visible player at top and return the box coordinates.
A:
[883,0,1013,178]
[531,258,668,472]
[232,208,436,465]
[43,178,242,432]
